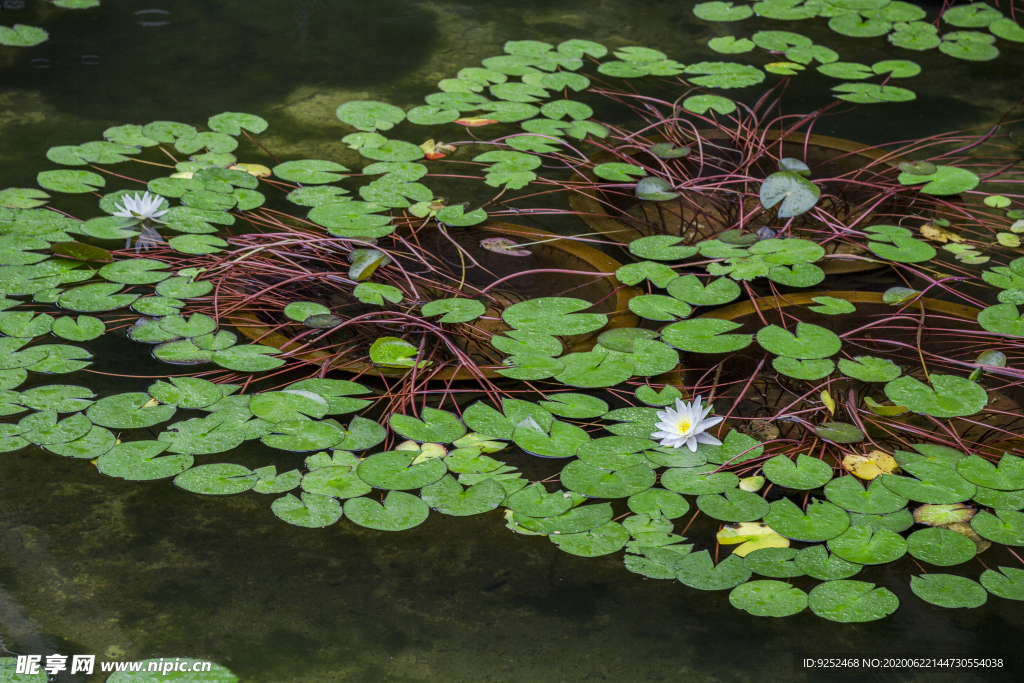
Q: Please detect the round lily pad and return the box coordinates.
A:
[272,493,343,528]
[420,475,505,516]
[675,551,751,591]
[971,509,1024,545]
[980,566,1024,600]
[86,392,177,429]
[824,477,908,514]
[301,466,372,499]
[765,498,849,541]
[627,488,690,519]
[795,545,861,580]
[97,441,193,481]
[762,454,834,489]
[742,547,804,578]
[827,526,907,564]
[906,526,976,566]
[729,580,808,617]
[696,488,771,522]
[808,580,899,622]
[880,461,976,504]
[956,453,1024,490]
[174,463,257,494]
[911,574,987,608]
[561,461,656,498]
[357,451,447,490]
[344,491,430,531]
[551,521,630,557]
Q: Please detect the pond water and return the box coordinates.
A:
[1,0,1023,681]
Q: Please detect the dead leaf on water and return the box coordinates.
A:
[843,450,899,480]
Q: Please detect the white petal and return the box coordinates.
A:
[694,432,722,446]
[696,416,723,430]
[685,435,698,452]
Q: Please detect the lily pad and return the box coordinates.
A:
[907,526,976,566]
[174,463,257,494]
[675,551,751,591]
[661,318,752,353]
[827,526,907,564]
[980,566,1024,600]
[420,474,505,515]
[756,323,841,359]
[96,441,192,481]
[759,172,820,218]
[763,454,834,489]
[837,356,901,382]
[956,453,1024,490]
[344,491,430,531]
[911,574,987,608]
[807,580,899,622]
[358,450,447,490]
[765,498,850,541]
[696,489,772,522]
[824,477,908,514]
[272,493,343,528]
[883,374,987,418]
[971,509,1024,545]
[87,392,176,429]
[795,545,862,580]
[551,521,630,557]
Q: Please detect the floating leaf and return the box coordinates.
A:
[421,298,485,323]
[763,454,834,489]
[980,566,1024,600]
[807,580,898,622]
[832,83,916,103]
[971,509,1024,545]
[759,172,821,218]
[838,356,901,382]
[765,498,850,542]
[345,491,430,531]
[694,1,754,21]
[675,551,751,591]
[795,545,861,581]
[827,526,907,564]
[883,374,987,418]
[551,521,630,557]
[911,574,988,608]
[272,492,342,528]
[907,526,976,566]
[696,489,772,522]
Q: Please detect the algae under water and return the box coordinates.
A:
[0,0,1023,681]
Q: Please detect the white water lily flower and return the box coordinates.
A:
[651,395,723,452]
[113,191,168,221]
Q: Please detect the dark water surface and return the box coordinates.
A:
[0,1,1023,681]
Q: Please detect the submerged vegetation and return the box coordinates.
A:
[2,2,1024,645]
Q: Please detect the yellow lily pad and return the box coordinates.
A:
[717,521,790,557]
[843,450,900,480]
[231,163,273,178]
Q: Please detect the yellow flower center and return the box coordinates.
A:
[676,419,691,433]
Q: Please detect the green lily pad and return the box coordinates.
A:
[808,580,898,622]
[756,323,841,359]
[666,274,742,305]
[628,488,690,519]
[832,83,916,103]
[51,315,105,341]
[300,463,372,499]
[551,521,630,557]
[978,303,1024,336]
[538,393,609,419]
[389,407,466,443]
[357,450,447,490]
[86,392,176,429]
[419,474,505,515]
[765,498,850,541]
[174,463,257,494]
[421,298,485,323]
[763,454,834,489]
[502,297,607,335]
[683,61,765,88]
[880,461,976,503]
[883,374,987,418]
[506,483,574,517]
[675,551,751,591]
[682,94,736,115]
[58,282,139,312]
[694,1,754,21]
[96,441,192,481]
[513,502,613,534]
[825,477,908,514]
[795,545,862,580]
[629,235,699,261]
[907,526,976,566]
[18,384,94,412]
[696,488,771,522]
[971,509,1024,545]
[729,580,808,617]
[772,357,835,380]
[562,461,656,498]
[271,492,342,528]
[827,526,907,564]
[956,453,1024,490]
[708,36,755,53]
[43,424,116,459]
[990,17,1024,42]
[980,566,1024,600]
[759,172,821,218]
[808,296,856,315]
[344,491,430,531]
[973,486,1024,510]
[837,356,901,382]
[743,547,804,578]
[911,574,987,608]
[261,420,343,451]
[699,429,764,465]
[898,165,979,195]
[513,419,589,458]
[37,169,105,194]
[661,318,752,353]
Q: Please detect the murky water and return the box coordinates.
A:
[1,1,1023,681]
